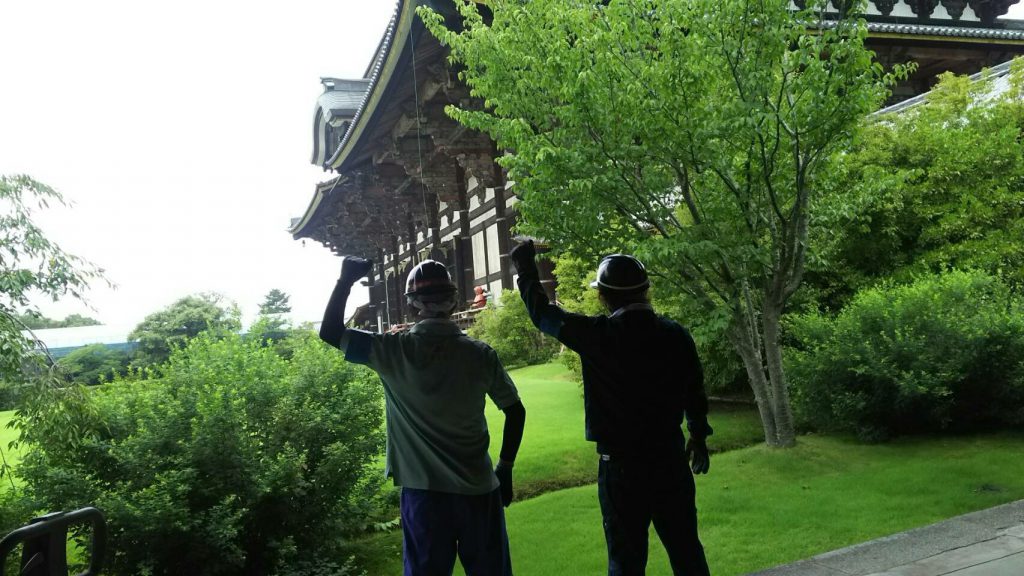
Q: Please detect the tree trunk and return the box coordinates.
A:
[762,302,796,447]
[727,290,797,448]
[729,310,782,446]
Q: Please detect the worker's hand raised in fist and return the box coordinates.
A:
[510,239,537,276]
[686,437,710,475]
[339,256,373,287]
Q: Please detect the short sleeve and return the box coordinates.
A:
[341,328,389,374]
[486,350,520,410]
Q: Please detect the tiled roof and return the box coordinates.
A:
[326,0,406,170]
[317,79,371,120]
[875,58,1018,115]
[865,21,1024,39]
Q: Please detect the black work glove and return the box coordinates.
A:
[339,256,373,287]
[686,437,710,475]
[509,239,537,276]
[495,461,514,507]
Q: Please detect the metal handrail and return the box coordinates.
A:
[0,507,106,576]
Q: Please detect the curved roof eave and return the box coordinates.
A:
[327,0,417,171]
[289,176,347,239]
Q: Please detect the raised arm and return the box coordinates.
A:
[319,256,374,349]
[510,240,567,338]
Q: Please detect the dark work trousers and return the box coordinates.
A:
[597,451,710,576]
[400,487,513,576]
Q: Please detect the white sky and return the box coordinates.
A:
[0,1,395,328]
[2,2,1023,330]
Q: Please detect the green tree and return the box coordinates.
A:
[128,293,241,368]
[808,59,1024,310]
[254,288,293,341]
[259,289,292,316]
[421,0,907,446]
[1,174,103,495]
[467,289,561,368]
[15,312,100,330]
[57,343,131,385]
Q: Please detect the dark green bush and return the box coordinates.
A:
[467,289,561,368]
[787,271,1024,440]
[57,344,131,385]
[16,331,385,575]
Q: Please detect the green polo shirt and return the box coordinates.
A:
[342,319,520,495]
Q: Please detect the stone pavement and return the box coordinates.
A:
[750,500,1024,576]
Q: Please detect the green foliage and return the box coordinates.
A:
[787,271,1024,440]
[1,174,103,384]
[468,289,560,368]
[259,289,292,316]
[14,312,100,330]
[16,332,385,575]
[57,343,131,385]
[422,0,907,446]
[128,292,242,368]
[549,256,602,383]
[810,59,1024,310]
[0,175,103,318]
[0,174,103,498]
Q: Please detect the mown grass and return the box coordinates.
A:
[351,433,1024,575]
[488,363,765,499]
[347,362,766,574]
[0,410,21,493]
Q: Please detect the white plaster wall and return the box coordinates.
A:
[486,224,501,276]
[472,230,488,282]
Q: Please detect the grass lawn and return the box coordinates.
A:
[347,362,762,573]
[351,433,1024,575]
[487,363,765,500]
[0,410,21,494]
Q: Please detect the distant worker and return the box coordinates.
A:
[510,240,712,576]
[472,285,489,309]
[320,257,526,576]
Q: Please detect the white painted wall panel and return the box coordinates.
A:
[486,224,501,275]
[472,231,488,282]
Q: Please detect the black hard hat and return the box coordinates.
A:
[590,254,649,292]
[405,260,456,296]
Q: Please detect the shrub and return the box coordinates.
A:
[787,271,1024,440]
[57,343,131,385]
[16,332,385,575]
[467,289,560,368]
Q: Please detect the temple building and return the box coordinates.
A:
[290,0,1023,331]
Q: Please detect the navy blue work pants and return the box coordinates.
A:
[597,452,710,576]
[400,487,512,576]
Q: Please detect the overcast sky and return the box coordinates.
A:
[0,1,395,329]
[3,2,1023,331]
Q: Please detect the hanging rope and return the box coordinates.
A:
[409,17,432,253]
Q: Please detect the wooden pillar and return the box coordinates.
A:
[456,164,475,306]
[376,249,388,331]
[389,235,403,325]
[491,158,513,291]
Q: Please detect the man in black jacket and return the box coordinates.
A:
[511,240,711,576]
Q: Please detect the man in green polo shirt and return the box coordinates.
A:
[320,256,526,576]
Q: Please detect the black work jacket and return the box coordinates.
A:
[518,269,712,456]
